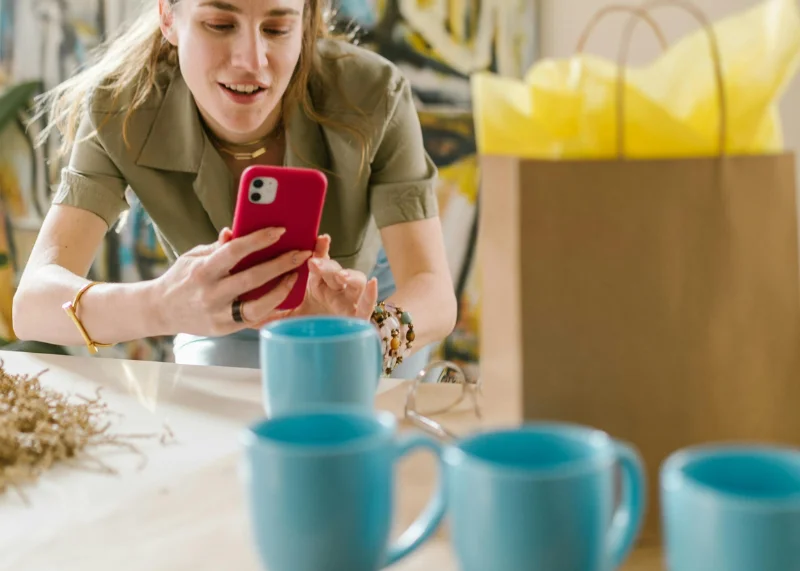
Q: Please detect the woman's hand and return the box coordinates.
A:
[289,234,379,320]
[153,226,311,336]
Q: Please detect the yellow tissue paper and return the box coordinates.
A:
[472,0,800,159]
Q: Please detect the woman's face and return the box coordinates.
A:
[160,0,304,143]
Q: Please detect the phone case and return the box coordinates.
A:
[230,165,327,311]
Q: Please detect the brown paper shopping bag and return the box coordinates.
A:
[479,1,800,544]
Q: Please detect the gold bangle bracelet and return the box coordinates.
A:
[62,281,114,355]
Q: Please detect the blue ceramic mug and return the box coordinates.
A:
[259,316,382,416]
[661,444,800,571]
[443,422,646,571]
[240,407,445,571]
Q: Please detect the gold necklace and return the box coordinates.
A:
[209,123,284,161]
[217,145,268,161]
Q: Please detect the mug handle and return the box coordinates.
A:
[607,440,647,568]
[384,432,446,566]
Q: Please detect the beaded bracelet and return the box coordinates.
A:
[371,301,415,376]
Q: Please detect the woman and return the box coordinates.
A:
[11,0,457,376]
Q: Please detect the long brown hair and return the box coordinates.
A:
[33,0,369,168]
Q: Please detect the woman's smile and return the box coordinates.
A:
[219,82,269,104]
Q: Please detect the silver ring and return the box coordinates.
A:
[231,299,246,323]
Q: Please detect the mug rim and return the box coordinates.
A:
[442,421,617,480]
[661,443,800,511]
[240,406,397,456]
[259,315,378,344]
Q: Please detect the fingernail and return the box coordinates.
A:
[285,273,298,287]
[291,250,312,265]
[267,228,286,241]
[338,270,349,280]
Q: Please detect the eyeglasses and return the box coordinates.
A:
[403,359,483,441]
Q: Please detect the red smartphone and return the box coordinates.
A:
[229,165,327,311]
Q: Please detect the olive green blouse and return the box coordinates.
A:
[53,39,439,275]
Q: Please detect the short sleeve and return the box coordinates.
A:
[51,112,130,228]
[369,77,439,229]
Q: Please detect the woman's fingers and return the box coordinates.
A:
[309,257,348,292]
[313,274,374,316]
[305,235,331,292]
[220,249,311,300]
[236,273,299,322]
[316,280,355,315]
[207,227,286,276]
[355,278,379,319]
[218,227,233,244]
[295,235,377,318]
[314,234,331,259]
[307,255,375,314]
[340,269,368,305]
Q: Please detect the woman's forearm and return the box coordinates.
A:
[384,270,457,354]
[12,263,168,347]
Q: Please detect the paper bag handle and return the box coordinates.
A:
[576,6,669,54]
[616,0,728,158]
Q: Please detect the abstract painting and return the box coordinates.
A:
[0,0,171,360]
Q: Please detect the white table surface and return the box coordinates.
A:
[0,351,664,571]
[0,351,404,571]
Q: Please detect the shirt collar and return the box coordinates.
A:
[134,67,331,234]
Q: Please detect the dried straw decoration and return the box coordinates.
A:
[0,359,171,504]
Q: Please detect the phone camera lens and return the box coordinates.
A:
[253,179,264,189]
[250,192,262,202]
